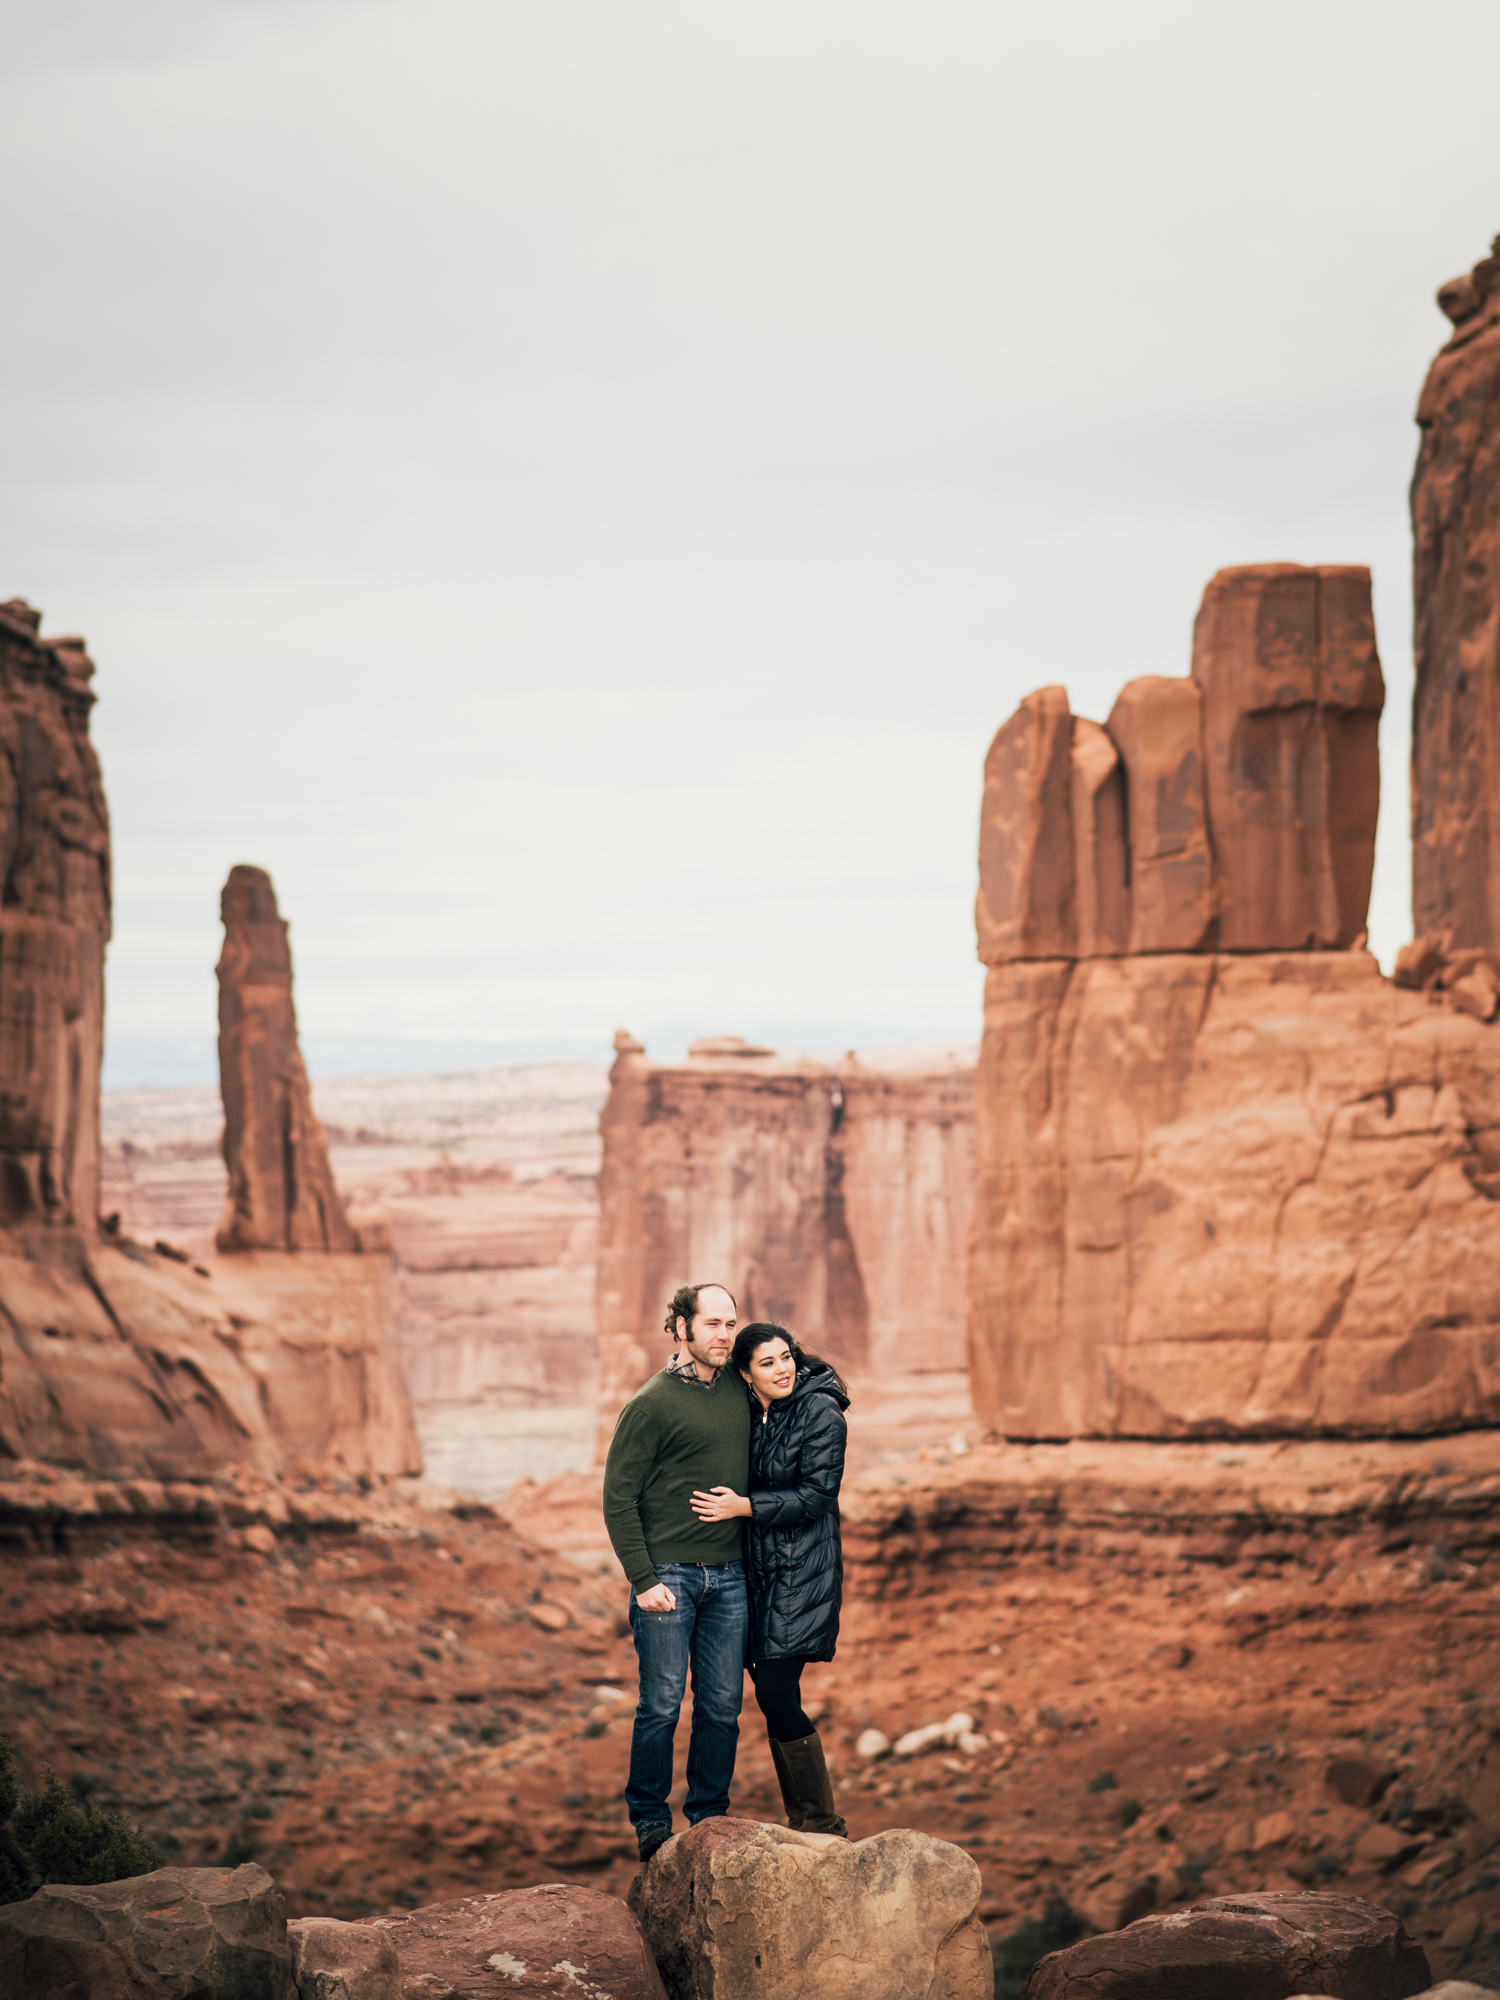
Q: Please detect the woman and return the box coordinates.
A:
[689,1321,850,1837]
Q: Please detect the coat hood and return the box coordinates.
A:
[786,1361,850,1413]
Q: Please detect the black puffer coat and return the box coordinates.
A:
[744,1364,849,1663]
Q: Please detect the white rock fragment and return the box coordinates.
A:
[856,1728,891,1760]
[894,1712,975,1758]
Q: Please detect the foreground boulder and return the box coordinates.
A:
[289,1914,400,1999]
[629,1817,992,2000]
[361,1882,666,1999]
[0,1861,294,1999]
[1020,1890,1429,2000]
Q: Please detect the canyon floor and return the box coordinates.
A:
[3,1435,1496,1990]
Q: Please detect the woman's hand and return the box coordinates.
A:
[690,1486,752,1521]
[635,1582,677,1612]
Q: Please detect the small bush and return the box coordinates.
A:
[1117,1796,1143,1829]
[0,1739,160,1899]
[993,1894,1089,2000]
[1085,1770,1117,1794]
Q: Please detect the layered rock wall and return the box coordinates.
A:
[1412,234,1500,949]
[594,1035,974,1453]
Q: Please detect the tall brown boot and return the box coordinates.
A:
[776,1731,848,1838]
[769,1738,804,1830]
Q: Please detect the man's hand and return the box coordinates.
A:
[635,1582,677,1612]
[690,1486,751,1521]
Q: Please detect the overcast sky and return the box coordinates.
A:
[3,2,1497,1085]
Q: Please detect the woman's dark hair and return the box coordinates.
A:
[664,1282,737,1343]
[730,1321,847,1397]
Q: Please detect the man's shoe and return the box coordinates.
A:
[637,1821,673,1863]
[775,1731,848,1838]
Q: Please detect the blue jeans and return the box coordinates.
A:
[626,1562,747,1832]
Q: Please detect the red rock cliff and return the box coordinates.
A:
[0,602,419,1479]
[1412,233,1500,949]
[216,864,356,1252]
[0,600,110,1238]
[968,545,1500,1440]
[594,1035,974,1454]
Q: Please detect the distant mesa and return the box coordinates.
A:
[686,1035,776,1059]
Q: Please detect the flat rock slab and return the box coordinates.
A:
[0,1861,294,2000]
[1021,1890,1429,2000]
[361,1882,666,1999]
[629,1816,992,2000]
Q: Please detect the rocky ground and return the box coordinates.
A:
[2,1438,1497,1990]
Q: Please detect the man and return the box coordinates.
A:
[602,1281,750,1863]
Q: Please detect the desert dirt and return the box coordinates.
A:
[3,1433,1496,1990]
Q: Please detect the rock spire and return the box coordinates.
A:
[215,865,356,1252]
[1411,232,1500,948]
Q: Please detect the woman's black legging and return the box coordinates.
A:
[750,1657,815,1741]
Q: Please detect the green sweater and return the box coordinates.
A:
[602,1367,752,1595]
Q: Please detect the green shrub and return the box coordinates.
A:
[992,1894,1089,2000]
[0,1738,160,1900]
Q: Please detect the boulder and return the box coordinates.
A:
[1289,1990,1500,2000]
[1019,1890,1429,2000]
[628,1816,992,2000]
[288,1916,401,1999]
[1325,1756,1393,1810]
[0,1861,295,2000]
[1412,233,1500,951]
[361,1882,666,1999]
[967,949,1500,1440]
[216,865,357,1253]
[1189,563,1384,951]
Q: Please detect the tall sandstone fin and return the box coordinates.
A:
[1412,233,1500,949]
[1189,562,1383,950]
[216,865,356,1253]
[1069,718,1130,958]
[975,686,1075,963]
[1105,675,1215,953]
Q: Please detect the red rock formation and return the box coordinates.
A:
[216,865,356,1252]
[594,1033,974,1455]
[1412,233,1500,949]
[966,540,1500,1442]
[0,600,110,1236]
[1105,675,1214,953]
[1191,563,1383,951]
[978,567,1384,965]
[975,687,1075,962]
[968,950,1500,1440]
[0,603,418,1480]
